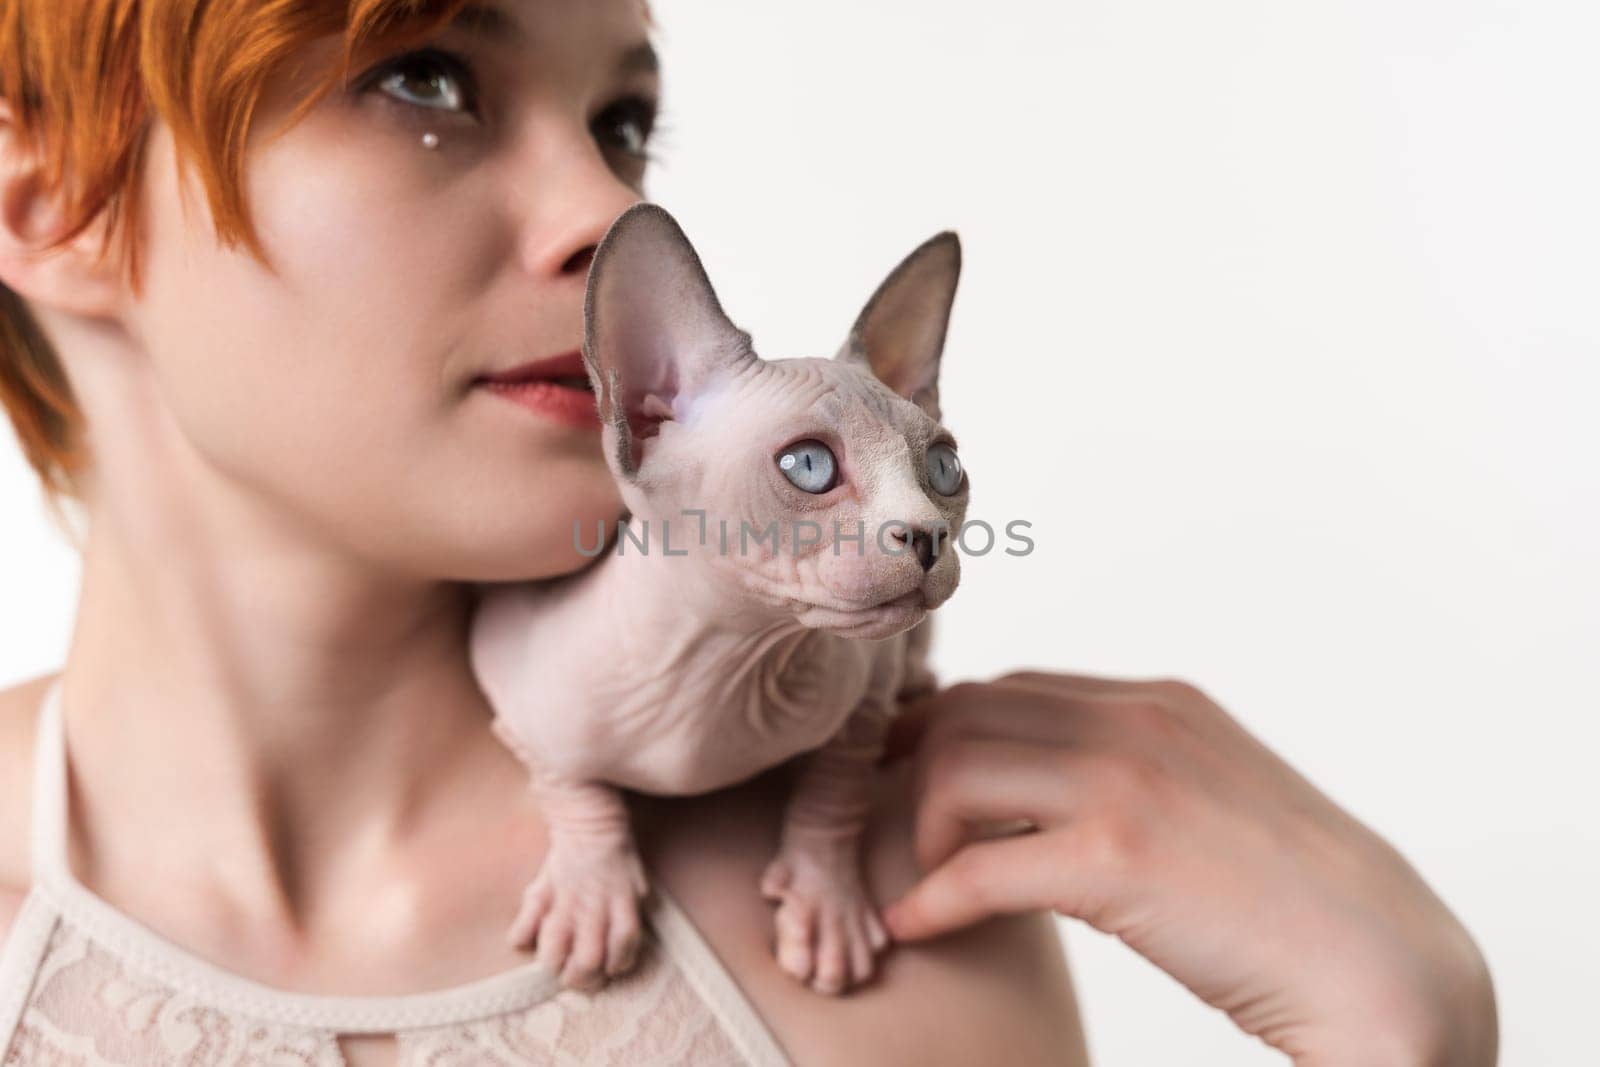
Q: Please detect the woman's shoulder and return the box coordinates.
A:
[0,671,53,947]
[634,757,1090,1067]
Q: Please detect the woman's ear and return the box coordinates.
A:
[0,96,126,320]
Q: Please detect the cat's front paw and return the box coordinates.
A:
[760,837,889,995]
[509,835,650,991]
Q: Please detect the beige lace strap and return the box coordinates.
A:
[0,890,60,1049]
[648,885,792,1066]
[0,678,70,1049]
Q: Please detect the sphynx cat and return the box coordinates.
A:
[468,203,969,996]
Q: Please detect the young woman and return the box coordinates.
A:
[0,2,1495,1064]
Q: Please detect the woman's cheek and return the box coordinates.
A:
[128,109,617,578]
[116,131,392,503]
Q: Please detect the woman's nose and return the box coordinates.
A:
[518,143,644,283]
[559,245,596,278]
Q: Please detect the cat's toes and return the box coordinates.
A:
[863,907,889,952]
[772,893,817,985]
[807,907,855,995]
[763,845,886,995]
[759,857,793,900]
[506,877,554,949]
[772,893,885,995]
[605,892,645,976]
[509,843,648,990]
[563,895,636,991]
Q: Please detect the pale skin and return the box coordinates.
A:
[0,1,1493,1065]
[470,203,970,995]
[879,675,1499,1066]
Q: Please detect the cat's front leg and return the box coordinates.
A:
[510,766,649,991]
[760,703,894,995]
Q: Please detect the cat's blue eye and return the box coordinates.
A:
[776,440,838,494]
[926,442,963,495]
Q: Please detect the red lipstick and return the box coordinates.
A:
[473,350,600,429]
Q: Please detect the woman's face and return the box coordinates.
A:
[124,0,654,580]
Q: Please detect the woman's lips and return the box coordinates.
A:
[477,349,587,385]
[474,350,601,429]
[478,379,601,428]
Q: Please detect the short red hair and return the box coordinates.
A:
[0,0,473,510]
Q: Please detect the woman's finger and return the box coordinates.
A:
[993,669,1136,689]
[887,812,1145,943]
[884,834,1054,941]
[911,735,1078,871]
[993,670,1205,705]
[886,681,1110,765]
[883,830,1101,942]
[882,683,986,762]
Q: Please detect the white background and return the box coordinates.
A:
[3,1,1596,1063]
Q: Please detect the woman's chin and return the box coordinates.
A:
[414,502,622,585]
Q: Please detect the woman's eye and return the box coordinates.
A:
[926,442,964,495]
[776,440,839,494]
[367,49,477,115]
[593,96,657,161]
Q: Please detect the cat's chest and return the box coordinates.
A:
[607,630,887,794]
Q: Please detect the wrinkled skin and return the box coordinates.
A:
[470,205,969,993]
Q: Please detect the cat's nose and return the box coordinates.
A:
[890,525,940,572]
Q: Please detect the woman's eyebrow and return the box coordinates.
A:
[450,4,660,78]
[450,3,519,41]
[616,41,659,77]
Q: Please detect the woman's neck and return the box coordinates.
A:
[54,492,531,952]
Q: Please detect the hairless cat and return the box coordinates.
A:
[468,203,969,996]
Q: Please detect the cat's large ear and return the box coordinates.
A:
[583,203,755,482]
[835,231,962,421]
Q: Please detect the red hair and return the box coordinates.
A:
[0,0,473,511]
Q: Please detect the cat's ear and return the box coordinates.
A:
[584,202,755,481]
[835,230,961,421]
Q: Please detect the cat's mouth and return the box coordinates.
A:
[799,588,928,639]
[875,589,927,613]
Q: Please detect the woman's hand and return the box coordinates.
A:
[879,672,1497,1067]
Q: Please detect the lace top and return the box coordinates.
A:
[0,678,792,1065]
